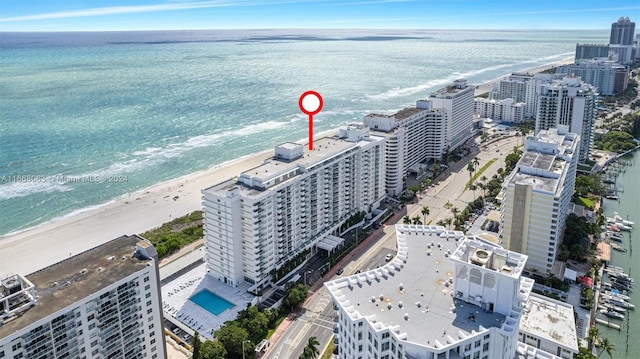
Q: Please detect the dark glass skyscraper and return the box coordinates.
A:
[610,17,636,45]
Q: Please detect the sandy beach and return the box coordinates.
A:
[474,56,575,96]
[1,56,576,275]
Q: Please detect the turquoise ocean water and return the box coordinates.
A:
[0,29,608,236]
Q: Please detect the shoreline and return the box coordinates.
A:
[473,56,574,96]
[1,56,576,275]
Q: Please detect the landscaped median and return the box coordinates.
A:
[465,158,497,190]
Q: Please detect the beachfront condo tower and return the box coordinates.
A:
[364,100,446,196]
[499,126,579,274]
[428,79,475,155]
[535,76,596,162]
[0,235,167,359]
[610,17,636,46]
[574,43,609,61]
[202,125,385,289]
[555,59,629,95]
[325,225,578,359]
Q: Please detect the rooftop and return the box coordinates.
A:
[203,131,383,197]
[0,235,152,338]
[365,107,426,122]
[326,226,523,348]
[509,172,558,193]
[519,293,578,352]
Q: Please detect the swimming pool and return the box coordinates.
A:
[189,289,235,316]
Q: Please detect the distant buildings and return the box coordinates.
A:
[0,235,166,359]
[202,126,385,289]
[499,126,579,273]
[490,73,558,119]
[474,97,525,123]
[326,225,576,359]
[364,101,446,196]
[610,16,636,46]
[574,43,609,61]
[555,59,629,95]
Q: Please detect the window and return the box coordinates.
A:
[475,340,481,348]
[145,284,151,291]
[144,276,150,283]
[11,343,21,351]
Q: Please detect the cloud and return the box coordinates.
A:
[0,0,308,22]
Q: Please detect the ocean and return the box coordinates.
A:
[0,29,608,236]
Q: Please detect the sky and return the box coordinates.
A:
[1,0,639,31]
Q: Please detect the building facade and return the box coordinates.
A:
[555,59,628,95]
[474,97,525,123]
[499,126,579,273]
[610,17,636,45]
[325,225,572,359]
[491,73,560,119]
[535,76,596,162]
[364,100,446,195]
[429,79,475,154]
[574,44,609,61]
[202,126,386,289]
[0,235,166,359]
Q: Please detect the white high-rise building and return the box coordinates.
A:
[364,100,446,195]
[474,97,525,123]
[535,76,596,162]
[325,225,576,359]
[499,126,579,273]
[429,79,475,154]
[0,235,167,359]
[491,73,561,119]
[556,59,628,95]
[202,126,385,289]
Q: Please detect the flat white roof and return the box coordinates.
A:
[519,293,578,353]
[326,226,508,347]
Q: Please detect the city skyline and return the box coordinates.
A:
[0,0,639,31]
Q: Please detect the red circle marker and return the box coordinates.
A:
[299,91,323,150]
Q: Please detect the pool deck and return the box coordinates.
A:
[161,263,255,339]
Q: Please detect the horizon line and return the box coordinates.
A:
[0,27,612,33]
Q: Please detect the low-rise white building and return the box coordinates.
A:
[474,97,525,123]
[0,235,166,359]
[202,126,386,289]
[325,225,573,359]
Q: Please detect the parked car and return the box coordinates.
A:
[336,268,344,275]
[385,254,393,262]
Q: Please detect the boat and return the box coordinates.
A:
[603,178,615,184]
[607,225,620,232]
[611,243,627,252]
[600,309,625,320]
[614,212,634,226]
[605,289,631,301]
[600,302,627,313]
[617,223,632,231]
[607,231,624,241]
[605,194,619,200]
[600,295,635,309]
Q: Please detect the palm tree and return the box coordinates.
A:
[587,326,599,351]
[300,336,320,359]
[469,183,477,200]
[451,207,459,220]
[444,218,453,229]
[466,161,475,181]
[421,206,430,224]
[480,175,488,184]
[473,157,480,169]
[597,337,615,358]
[412,215,422,225]
[403,215,411,224]
[476,182,486,200]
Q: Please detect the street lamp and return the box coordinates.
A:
[242,340,251,359]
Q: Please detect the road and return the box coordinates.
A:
[263,134,520,359]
